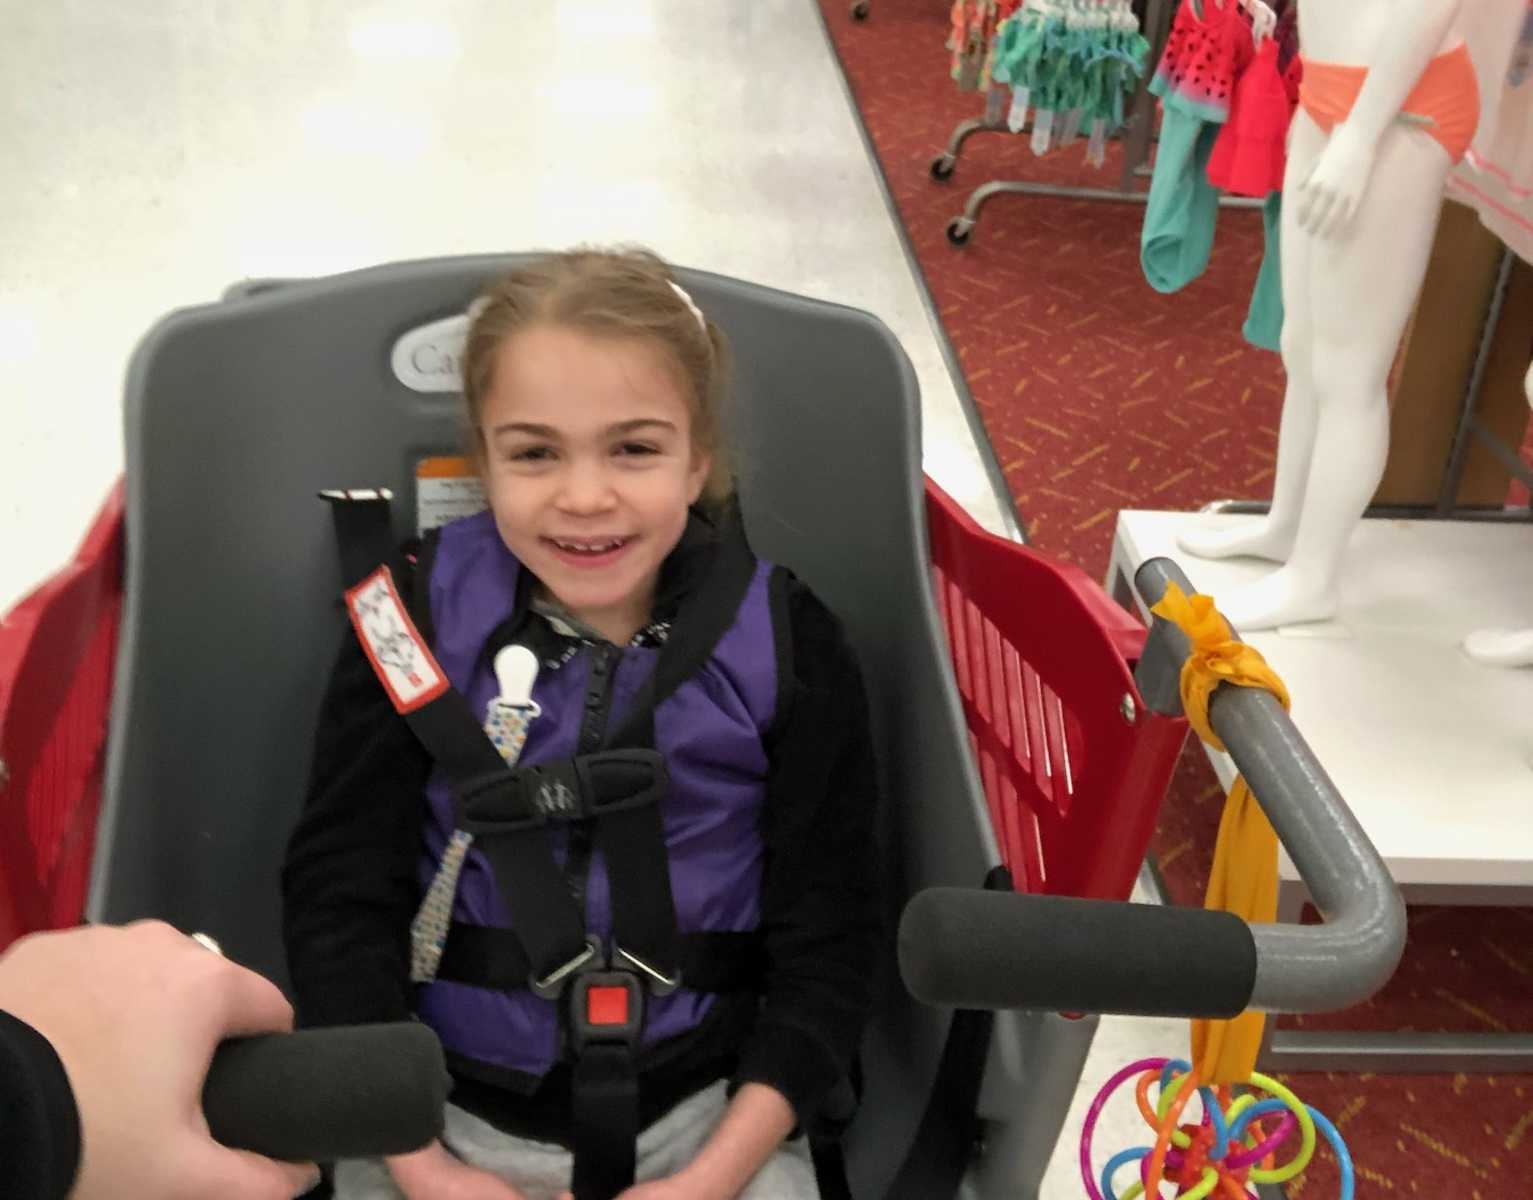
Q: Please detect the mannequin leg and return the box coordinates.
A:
[1217,125,1452,630]
[1178,116,1326,563]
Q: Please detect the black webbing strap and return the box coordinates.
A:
[323,493,590,989]
[594,510,758,986]
[451,754,593,990]
[571,1045,639,1200]
[881,866,1013,1200]
[602,508,757,750]
[437,924,764,994]
[810,1139,854,1200]
[586,754,681,983]
[323,492,397,589]
[561,515,755,1200]
[807,1072,861,1200]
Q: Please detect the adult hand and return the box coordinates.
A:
[0,921,319,1199]
[1297,123,1378,239]
[387,1140,530,1200]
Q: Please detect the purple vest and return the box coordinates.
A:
[412,511,777,1081]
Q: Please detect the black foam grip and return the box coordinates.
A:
[899,889,1258,1019]
[203,1022,449,1162]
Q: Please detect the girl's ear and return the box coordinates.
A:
[686,449,713,506]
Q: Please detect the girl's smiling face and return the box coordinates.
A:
[478,323,711,645]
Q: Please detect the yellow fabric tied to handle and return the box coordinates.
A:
[1150,582,1291,1086]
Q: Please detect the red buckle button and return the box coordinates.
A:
[586,984,630,1027]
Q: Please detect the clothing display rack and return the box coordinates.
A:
[1437,248,1533,516]
[936,0,1262,246]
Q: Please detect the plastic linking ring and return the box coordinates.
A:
[1079,1057,1354,1200]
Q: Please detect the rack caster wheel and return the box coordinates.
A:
[946,218,974,247]
[851,1,869,19]
[930,155,956,181]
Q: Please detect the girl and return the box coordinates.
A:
[282,248,881,1200]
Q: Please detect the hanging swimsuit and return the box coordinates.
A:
[1143,0,1286,351]
[1152,0,1251,124]
[1300,43,1481,164]
[1208,37,1303,197]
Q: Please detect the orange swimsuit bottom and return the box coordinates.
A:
[1299,42,1480,164]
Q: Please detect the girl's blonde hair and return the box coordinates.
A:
[461,247,735,512]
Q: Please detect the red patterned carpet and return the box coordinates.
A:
[819,0,1533,1194]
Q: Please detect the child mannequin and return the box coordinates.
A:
[1178,0,1524,630]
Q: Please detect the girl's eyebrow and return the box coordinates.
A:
[490,418,678,437]
[491,421,559,438]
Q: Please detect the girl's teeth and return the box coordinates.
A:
[557,538,623,552]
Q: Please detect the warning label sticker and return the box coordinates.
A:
[416,456,487,535]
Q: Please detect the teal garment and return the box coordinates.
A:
[1141,104,1222,294]
[1140,95,1287,354]
[1243,192,1284,353]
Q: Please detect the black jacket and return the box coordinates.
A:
[1,1009,81,1200]
[281,531,882,1143]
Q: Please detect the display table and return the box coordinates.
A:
[1108,510,1533,1070]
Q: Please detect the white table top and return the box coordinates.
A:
[0,0,1014,615]
[1111,511,1533,890]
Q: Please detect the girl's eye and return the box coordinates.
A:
[507,446,554,463]
[617,442,660,457]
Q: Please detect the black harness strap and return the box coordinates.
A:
[603,508,758,751]
[325,492,397,587]
[571,1045,640,1200]
[597,509,758,986]
[881,866,1014,1200]
[324,494,591,989]
[437,924,764,995]
[562,511,758,1200]
[576,752,681,987]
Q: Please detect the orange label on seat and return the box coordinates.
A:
[416,456,486,535]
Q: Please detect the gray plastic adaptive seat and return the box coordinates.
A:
[90,255,1088,1198]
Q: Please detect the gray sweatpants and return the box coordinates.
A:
[333,1080,820,1199]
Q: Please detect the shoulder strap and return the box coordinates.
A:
[603,506,758,750]
[594,507,758,984]
[322,492,593,989]
[322,490,398,588]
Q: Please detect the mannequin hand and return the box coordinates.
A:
[1297,124,1377,239]
[388,1141,530,1200]
[0,922,320,1200]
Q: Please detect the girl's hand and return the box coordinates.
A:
[388,1140,531,1200]
[1297,123,1379,239]
[614,1177,709,1199]
[559,1177,708,1200]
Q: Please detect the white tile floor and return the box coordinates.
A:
[1,2,1178,1194]
[0,0,1015,614]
